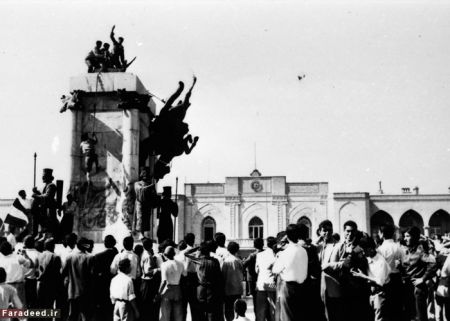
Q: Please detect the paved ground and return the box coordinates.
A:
[186,297,255,321]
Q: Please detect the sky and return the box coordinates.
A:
[1,0,450,198]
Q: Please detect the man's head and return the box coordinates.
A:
[77,237,91,252]
[0,241,12,256]
[44,238,55,252]
[405,226,421,247]
[134,244,144,257]
[379,224,395,240]
[253,238,264,251]
[227,241,240,255]
[266,236,277,250]
[215,232,226,247]
[23,235,34,249]
[64,233,78,249]
[95,40,102,48]
[103,43,110,51]
[118,37,124,44]
[318,220,333,241]
[199,242,210,256]
[359,235,377,258]
[104,235,117,249]
[66,193,73,202]
[18,190,26,199]
[142,238,153,252]
[234,299,247,317]
[184,233,195,247]
[118,258,131,274]
[162,186,172,198]
[178,240,187,251]
[123,236,134,251]
[343,220,358,243]
[164,246,176,260]
[207,240,218,253]
[298,224,309,241]
[286,224,300,243]
[139,167,151,182]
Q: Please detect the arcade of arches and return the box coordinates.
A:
[370,209,450,237]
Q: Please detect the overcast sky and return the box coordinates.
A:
[1,0,450,198]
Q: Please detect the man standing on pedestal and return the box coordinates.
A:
[157,187,178,243]
[32,169,58,240]
[134,167,159,239]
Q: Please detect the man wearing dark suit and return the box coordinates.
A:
[93,235,118,321]
[317,220,345,321]
[37,238,62,321]
[62,238,94,321]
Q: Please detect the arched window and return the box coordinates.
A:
[249,216,264,239]
[370,211,394,236]
[297,216,312,239]
[399,210,424,233]
[429,210,450,237]
[202,216,216,241]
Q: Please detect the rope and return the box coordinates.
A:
[146,90,166,104]
[92,72,101,133]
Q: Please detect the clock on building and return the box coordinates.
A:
[251,180,263,192]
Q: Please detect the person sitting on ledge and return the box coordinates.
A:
[85,40,104,73]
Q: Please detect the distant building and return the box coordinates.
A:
[176,169,328,248]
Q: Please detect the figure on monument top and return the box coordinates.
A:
[157,186,178,243]
[110,25,126,70]
[80,132,100,182]
[85,40,104,73]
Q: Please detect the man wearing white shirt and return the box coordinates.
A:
[214,232,229,266]
[159,246,186,321]
[272,224,308,321]
[255,236,277,321]
[377,224,404,321]
[111,236,141,281]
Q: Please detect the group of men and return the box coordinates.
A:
[1,219,450,321]
[85,25,126,73]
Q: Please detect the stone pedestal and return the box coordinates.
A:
[68,72,156,242]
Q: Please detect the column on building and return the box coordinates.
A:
[121,109,140,184]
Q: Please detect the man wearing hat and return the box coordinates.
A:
[157,186,178,243]
[32,168,58,239]
[134,167,159,239]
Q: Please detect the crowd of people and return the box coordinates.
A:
[1,219,450,321]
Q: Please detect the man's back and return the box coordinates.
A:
[273,243,308,283]
[63,250,93,299]
[222,255,244,296]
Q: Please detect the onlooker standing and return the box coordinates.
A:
[243,238,263,314]
[272,224,308,321]
[0,240,32,308]
[111,236,141,293]
[22,235,40,308]
[37,238,62,321]
[377,224,405,321]
[93,235,118,321]
[140,238,160,321]
[62,237,94,321]
[351,236,391,321]
[435,252,450,321]
[222,242,244,321]
[255,236,277,321]
[110,258,140,321]
[402,226,437,321]
[317,220,344,321]
[215,233,229,266]
[0,267,23,320]
[159,246,186,321]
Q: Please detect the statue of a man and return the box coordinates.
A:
[157,186,178,243]
[32,168,58,239]
[134,167,158,238]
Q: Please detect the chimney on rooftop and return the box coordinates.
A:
[378,181,384,194]
[413,186,419,195]
[402,187,411,194]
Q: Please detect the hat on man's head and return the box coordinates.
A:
[139,167,151,179]
[42,168,54,178]
[162,186,172,196]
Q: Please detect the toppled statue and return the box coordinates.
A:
[148,77,199,179]
[80,132,100,181]
[60,90,84,113]
[157,186,178,243]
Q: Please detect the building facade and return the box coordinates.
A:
[176,170,329,248]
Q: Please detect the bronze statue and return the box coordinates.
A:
[32,168,59,240]
[157,186,178,243]
[134,167,159,238]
